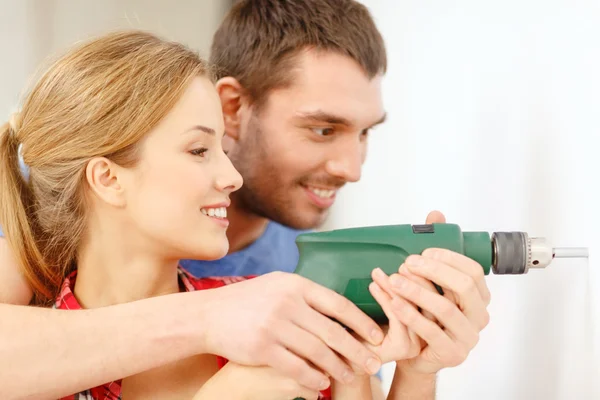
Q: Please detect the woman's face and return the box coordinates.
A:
[120,76,243,261]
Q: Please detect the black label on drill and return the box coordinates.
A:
[412,224,435,234]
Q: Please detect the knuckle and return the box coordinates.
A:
[483,291,492,306]
[468,330,480,349]
[278,271,301,286]
[471,264,485,281]
[248,337,267,361]
[457,276,476,297]
[399,304,420,327]
[332,295,351,316]
[324,321,345,344]
[403,280,422,299]
[270,270,285,280]
[480,311,490,329]
[423,248,443,259]
[306,340,325,362]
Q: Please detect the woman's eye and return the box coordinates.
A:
[190,148,208,157]
[311,127,334,136]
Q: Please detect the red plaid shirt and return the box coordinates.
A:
[53,267,331,399]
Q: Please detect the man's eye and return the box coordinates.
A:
[190,148,208,157]
[311,127,335,136]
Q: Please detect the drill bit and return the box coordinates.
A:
[552,247,589,259]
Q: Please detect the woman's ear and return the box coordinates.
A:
[85,157,126,207]
[215,77,245,142]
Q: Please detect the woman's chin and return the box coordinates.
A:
[184,241,229,262]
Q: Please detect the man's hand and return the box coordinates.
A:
[200,271,385,392]
[387,211,491,375]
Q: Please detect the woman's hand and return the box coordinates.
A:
[363,268,423,364]
[193,362,320,400]
[328,268,428,400]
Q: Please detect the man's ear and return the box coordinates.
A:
[85,157,126,208]
[216,77,246,142]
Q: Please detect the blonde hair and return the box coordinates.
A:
[0,30,211,305]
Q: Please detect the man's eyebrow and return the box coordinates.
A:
[295,110,387,128]
[182,125,215,135]
[295,110,353,126]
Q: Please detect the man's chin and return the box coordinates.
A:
[284,209,330,231]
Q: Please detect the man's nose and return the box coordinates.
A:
[324,139,364,183]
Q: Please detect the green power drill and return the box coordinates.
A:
[294,223,589,324]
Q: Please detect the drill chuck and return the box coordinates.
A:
[491,232,589,275]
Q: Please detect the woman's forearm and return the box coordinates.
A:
[387,363,437,400]
[192,367,246,400]
[331,375,373,399]
[0,291,208,399]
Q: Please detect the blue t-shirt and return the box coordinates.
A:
[180,221,308,277]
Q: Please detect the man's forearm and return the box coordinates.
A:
[387,364,437,400]
[0,292,208,399]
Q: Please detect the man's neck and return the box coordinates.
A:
[226,198,270,254]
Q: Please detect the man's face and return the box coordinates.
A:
[226,50,385,230]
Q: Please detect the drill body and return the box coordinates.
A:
[293,223,584,324]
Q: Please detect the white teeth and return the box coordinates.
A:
[201,207,227,219]
[309,187,335,199]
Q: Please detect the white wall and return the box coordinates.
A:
[0,0,229,119]
[326,1,599,398]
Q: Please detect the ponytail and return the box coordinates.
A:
[0,116,58,304]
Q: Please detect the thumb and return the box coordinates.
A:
[425,210,446,224]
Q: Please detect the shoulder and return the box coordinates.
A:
[267,221,312,238]
[260,221,312,251]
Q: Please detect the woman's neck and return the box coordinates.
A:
[73,225,181,309]
[225,196,270,254]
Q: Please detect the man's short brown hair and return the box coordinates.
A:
[210,0,387,105]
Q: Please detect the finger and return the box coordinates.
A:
[421,248,491,305]
[400,266,459,325]
[266,345,331,392]
[372,267,431,323]
[303,279,384,346]
[371,267,398,299]
[371,270,423,348]
[398,266,440,322]
[293,301,382,376]
[389,274,479,349]
[274,320,355,385]
[368,278,401,329]
[372,268,416,315]
[405,254,489,330]
[425,210,446,224]
[389,294,458,357]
